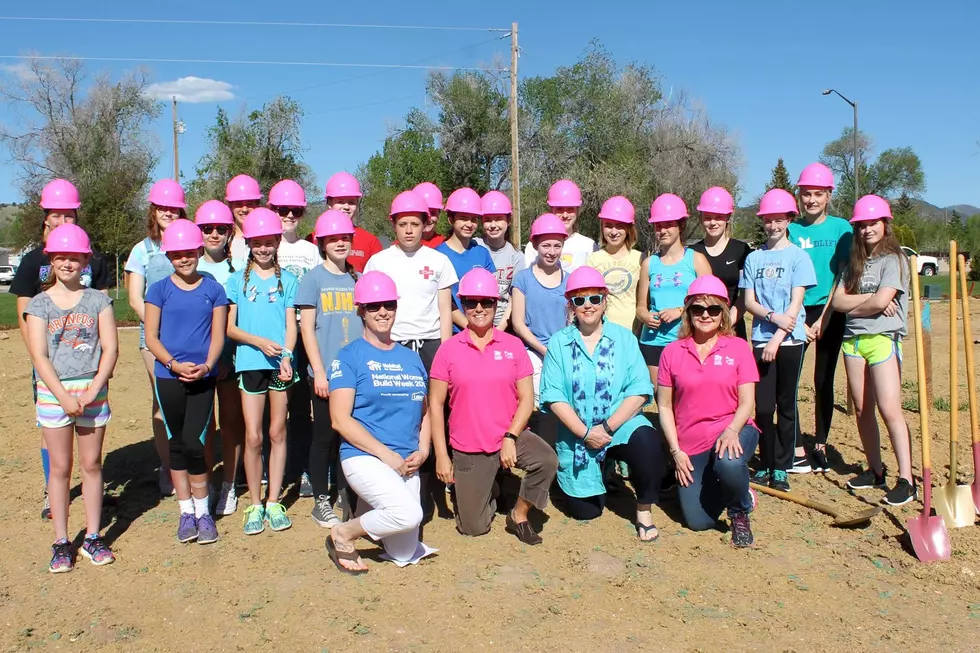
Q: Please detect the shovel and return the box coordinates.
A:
[906,257,951,562]
[956,255,980,515]
[750,483,881,527]
[934,245,975,528]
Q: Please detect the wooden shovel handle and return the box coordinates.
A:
[958,255,980,446]
[911,256,933,469]
[750,482,840,518]
[950,242,959,447]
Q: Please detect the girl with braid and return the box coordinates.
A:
[225,208,300,536]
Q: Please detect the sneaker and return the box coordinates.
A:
[847,467,887,490]
[215,483,238,516]
[299,472,314,498]
[261,471,268,486]
[196,514,219,544]
[311,495,341,528]
[265,502,292,531]
[771,470,790,492]
[159,468,175,497]
[49,539,73,574]
[748,487,758,513]
[243,505,265,535]
[41,490,51,520]
[789,455,812,474]
[751,469,771,486]
[177,513,198,543]
[811,448,830,473]
[883,478,916,506]
[730,512,754,548]
[80,534,115,566]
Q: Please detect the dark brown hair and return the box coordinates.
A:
[147,205,188,241]
[843,220,905,294]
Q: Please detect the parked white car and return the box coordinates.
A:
[901,247,938,276]
[0,265,14,285]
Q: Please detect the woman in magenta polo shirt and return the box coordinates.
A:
[656,275,760,548]
[430,269,558,545]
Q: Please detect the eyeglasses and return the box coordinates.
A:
[689,304,724,317]
[461,298,497,310]
[570,294,603,307]
[275,206,304,218]
[363,301,397,313]
[200,225,231,236]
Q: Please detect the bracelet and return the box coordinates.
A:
[766,311,774,323]
[203,363,211,374]
[280,348,293,360]
[601,419,614,435]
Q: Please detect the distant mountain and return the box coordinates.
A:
[910,199,980,222]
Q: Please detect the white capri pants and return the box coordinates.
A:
[528,349,544,408]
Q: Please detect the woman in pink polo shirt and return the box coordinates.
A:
[430,269,558,545]
[656,275,760,547]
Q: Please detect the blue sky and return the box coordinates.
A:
[0,0,977,208]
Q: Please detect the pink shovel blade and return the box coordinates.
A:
[973,442,980,515]
[906,469,951,562]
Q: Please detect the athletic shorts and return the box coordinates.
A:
[36,376,111,429]
[842,334,903,367]
[640,344,666,368]
[238,369,296,395]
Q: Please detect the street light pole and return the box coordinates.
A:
[822,89,859,199]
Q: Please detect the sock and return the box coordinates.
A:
[178,498,194,515]
[194,496,210,518]
[41,448,50,484]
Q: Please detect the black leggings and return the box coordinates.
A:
[309,385,341,502]
[754,344,804,472]
[801,307,845,445]
[287,332,313,478]
[562,425,666,521]
[156,377,216,476]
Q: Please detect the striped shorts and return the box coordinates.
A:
[35,376,111,429]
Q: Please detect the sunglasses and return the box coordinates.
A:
[461,297,497,310]
[363,301,397,313]
[201,225,231,236]
[689,304,724,317]
[570,294,603,307]
[275,206,305,218]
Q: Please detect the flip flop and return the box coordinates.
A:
[635,522,659,543]
[325,535,368,575]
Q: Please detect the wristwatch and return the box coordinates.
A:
[504,432,519,442]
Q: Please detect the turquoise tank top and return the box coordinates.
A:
[640,248,697,346]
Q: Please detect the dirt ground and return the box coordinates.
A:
[2,302,980,653]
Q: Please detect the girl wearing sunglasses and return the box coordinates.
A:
[540,267,666,542]
[656,275,760,547]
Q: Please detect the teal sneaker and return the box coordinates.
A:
[242,504,265,535]
[771,469,791,492]
[751,469,771,486]
[265,502,292,531]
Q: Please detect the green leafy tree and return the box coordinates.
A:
[751,158,795,246]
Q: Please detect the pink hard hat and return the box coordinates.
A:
[598,196,635,224]
[445,187,483,215]
[797,162,835,190]
[481,190,512,217]
[242,207,283,239]
[649,193,689,223]
[195,200,235,225]
[530,213,568,241]
[225,174,262,202]
[354,270,400,305]
[413,182,444,211]
[325,172,362,199]
[547,179,582,208]
[314,210,355,238]
[850,195,893,223]
[40,179,81,210]
[44,223,92,255]
[148,179,186,209]
[389,190,429,218]
[160,219,204,253]
[458,268,500,299]
[268,179,307,207]
[565,266,607,296]
[697,187,734,215]
[757,189,799,217]
[686,275,730,306]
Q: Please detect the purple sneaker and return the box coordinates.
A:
[177,513,198,543]
[80,535,115,566]
[196,514,218,544]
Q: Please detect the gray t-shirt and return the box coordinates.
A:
[476,238,526,326]
[844,253,909,338]
[24,289,112,380]
[293,265,363,376]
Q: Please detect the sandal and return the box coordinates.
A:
[635,522,659,543]
[326,535,368,575]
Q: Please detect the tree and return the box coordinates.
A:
[750,158,795,245]
[892,192,921,249]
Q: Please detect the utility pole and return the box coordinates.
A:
[509,22,521,249]
[172,96,180,181]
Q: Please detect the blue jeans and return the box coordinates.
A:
[676,425,759,531]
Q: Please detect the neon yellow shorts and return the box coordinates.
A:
[842,334,902,366]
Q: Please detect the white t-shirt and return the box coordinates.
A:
[230,235,248,262]
[277,238,323,283]
[524,232,597,273]
[364,245,458,342]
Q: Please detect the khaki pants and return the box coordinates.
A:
[452,430,558,536]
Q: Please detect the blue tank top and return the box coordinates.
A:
[640,248,697,346]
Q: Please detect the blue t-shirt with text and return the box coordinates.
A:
[144,276,228,378]
[739,244,816,344]
[294,265,363,376]
[226,267,299,372]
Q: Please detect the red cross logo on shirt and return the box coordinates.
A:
[419,266,434,280]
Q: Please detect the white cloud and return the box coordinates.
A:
[144,76,235,103]
[0,62,35,80]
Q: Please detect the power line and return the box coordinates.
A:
[307,94,422,117]
[0,54,502,71]
[0,16,508,32]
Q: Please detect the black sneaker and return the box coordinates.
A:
[770,469,790,492]
[810,448,830,473]
[730,512,754,548]
[847,468,887,490]
[883,478,916,506]
[789,455,812,474]
[751,469,771,486]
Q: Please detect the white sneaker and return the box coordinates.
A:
[159,468,175,496]
[215,484,238,516]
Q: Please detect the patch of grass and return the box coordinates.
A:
[901,379,916,390]
[934,397,951,412]
[0,288,137,329]
[902,398,919,412]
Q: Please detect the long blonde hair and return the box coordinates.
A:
[678,293,734,339]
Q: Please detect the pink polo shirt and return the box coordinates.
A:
[430,328,533,454]
[657,335,759,456]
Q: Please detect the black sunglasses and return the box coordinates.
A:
[570,294,603,307]
[461,297,497,310]
[201,225,231,236]
[689,304,724,317]
[275,206,305,218]
[363,301,397,313]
